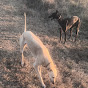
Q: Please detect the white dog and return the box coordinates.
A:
[19,13,57,88]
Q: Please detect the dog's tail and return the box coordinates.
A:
[24,12,26,32]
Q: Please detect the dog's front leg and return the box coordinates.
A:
[21,50,25,67]
[20,44,26,67]
[69,28,73,41]
[21,44,27,67]
[60,28,62,43]
[33,62,46,88]
[20,36,25,67]
[64,31,67,44]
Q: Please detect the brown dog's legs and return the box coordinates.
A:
[64,32,66,44]
[75,19,80,41]
[69,28,73,41]
[60,28,62,43]
[75,28,79,41]
[70,28,73,38]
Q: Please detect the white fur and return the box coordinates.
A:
[19,13,57,88]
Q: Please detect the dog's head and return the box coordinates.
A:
[48,68,57,84]
[48,10,61,20]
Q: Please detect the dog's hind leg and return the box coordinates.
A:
[21,45,26,67]
[75,19,80,41]
[69,28,73,41]
[64,31,67,44]
[20,35,26,67]
[33,62,46,88]
[75,27,79,42]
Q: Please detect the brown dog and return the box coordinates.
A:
[49,10,81,43]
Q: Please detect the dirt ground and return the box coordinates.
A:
[0,0,88,88]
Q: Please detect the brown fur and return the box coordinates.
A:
[49,10,81,43]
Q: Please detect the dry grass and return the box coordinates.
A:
[0,0,88,88]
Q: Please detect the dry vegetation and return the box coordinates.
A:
[0,0,88,88]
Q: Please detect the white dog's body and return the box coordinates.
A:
[20,13,57,88]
